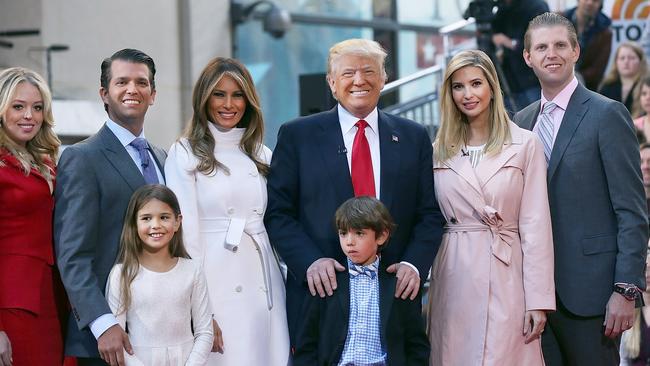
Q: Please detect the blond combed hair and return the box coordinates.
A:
[184,57,268,176]
[0,67,60,178]
[327,38,388,83]
[433,50,511,163]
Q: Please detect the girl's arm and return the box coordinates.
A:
[105,265,127,330]
[185,264,214,365]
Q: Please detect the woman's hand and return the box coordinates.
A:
[0,331,12,366]
[212,319,224,353]
[523,310,547,344]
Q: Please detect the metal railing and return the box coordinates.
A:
[379,18,477,139]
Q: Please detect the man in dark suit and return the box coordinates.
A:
[515,13,648,365]
[54,49,166,365]
[265,38,445,346]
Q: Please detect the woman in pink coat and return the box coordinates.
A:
[427,50,555,365]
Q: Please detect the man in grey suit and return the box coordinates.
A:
[54,49,165,365]
[514,13,648,365]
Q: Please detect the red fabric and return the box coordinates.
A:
[0,267,63,365]
[351,120,375,197]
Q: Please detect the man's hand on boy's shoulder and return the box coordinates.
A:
[387,263,420,300]
[306,258,346,298]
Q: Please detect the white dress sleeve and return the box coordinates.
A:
[185,263,214,365]
[165,141,204,262]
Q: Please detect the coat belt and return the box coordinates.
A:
[443,205,518,266]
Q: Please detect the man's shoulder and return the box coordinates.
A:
[282,109,336,131]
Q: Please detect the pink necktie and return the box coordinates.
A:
[351,120,375,197]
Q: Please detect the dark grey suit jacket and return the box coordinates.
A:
[514,83,648,316]
[54,124,166,357]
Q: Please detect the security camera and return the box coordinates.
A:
[263,6,291,38]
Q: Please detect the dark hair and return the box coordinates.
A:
[335,196,396,248]
[524,12,578,52]
[115,184,189,313]
[100,48,156,112]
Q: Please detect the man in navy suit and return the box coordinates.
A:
[265,38,445,346]
[55,49,166,365]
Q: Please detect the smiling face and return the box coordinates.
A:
[524,25,580,99]
[450,66,492,124]
[327,54,385,119]
[339,227,388,266]
[207,75,247,129]
[1,82,44,147]
[616,46,642,79]
[136,198,181,256]
[100,60,156,134]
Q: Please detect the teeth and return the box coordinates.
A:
[123,100,140,104]
[149,233,163,238]
[219,112,236,117]
[350,91,369,96]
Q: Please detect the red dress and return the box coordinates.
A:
[0,148,66,365]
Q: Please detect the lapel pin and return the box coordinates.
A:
[391,135,399,143]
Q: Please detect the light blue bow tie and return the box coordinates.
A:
[349,262,378,279]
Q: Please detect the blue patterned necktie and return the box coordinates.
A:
[536,102,557,163]
[129,138,159,184]
[349,262,378,279]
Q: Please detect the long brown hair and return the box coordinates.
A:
[434,50,511,163]
[601,42,648,116]
[0,67,60,178]
[115,184,190,314]
[183,57,268,176]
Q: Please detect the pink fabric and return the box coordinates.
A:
[428,123,555,366]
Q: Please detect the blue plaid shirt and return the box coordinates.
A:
[338,257,386,366]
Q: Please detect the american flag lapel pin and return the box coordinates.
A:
[392,135,399,143]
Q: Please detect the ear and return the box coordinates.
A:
[149,88,157,106]
[326,74,337,99]
[99,87,109,104]
[523,49,533,68]
[174,214,182,232]
[376,229,389,247]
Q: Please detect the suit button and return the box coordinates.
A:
[450,217,458,224]
[227,207,235,215]
[235,285,243,293]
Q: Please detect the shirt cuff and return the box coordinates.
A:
[89,313,119,339]
[400,261,419,276]
[615,282,640,290]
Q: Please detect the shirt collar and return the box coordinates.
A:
[540,76,578,112]
[106,119,146,148]
[348,256,380,279]
[337,104,379,135]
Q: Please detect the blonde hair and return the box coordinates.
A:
[433,50,511,163]
[183,57,268,176]
[115,185,190,314]
[0,67,60,178]
[601,42,648,117]
[327,39,388,82]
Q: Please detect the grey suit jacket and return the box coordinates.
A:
[54,124,166,357]
[514,83,648,316]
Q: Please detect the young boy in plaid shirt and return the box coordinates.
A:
[294,196,430,365]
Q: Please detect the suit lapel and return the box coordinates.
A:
[317,108,355,202]
[474,122,522,186]
[548,85,589,181]
[337,270,351,322]
[98,124,145,191]
[151,146,166,181]
[379,266,396,338]
[520,101,541,131]
[378,112,400,210]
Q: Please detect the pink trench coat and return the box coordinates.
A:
[428,123,556,366]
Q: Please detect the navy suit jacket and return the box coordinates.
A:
[54,124,166,357]
[514,84,648,316]
[265,107,444,341]
[293,264,430,366]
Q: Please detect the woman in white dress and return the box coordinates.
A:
[165,57,290,365]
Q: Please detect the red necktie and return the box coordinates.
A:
[351,120,376,197]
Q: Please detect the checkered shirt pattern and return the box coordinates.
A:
[338,257,386,366]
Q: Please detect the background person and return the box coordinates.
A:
[599,42,648,114]
[428,50,555,366]
[633,77,650,142]
[165,57,290,365]
[0,67,66,366]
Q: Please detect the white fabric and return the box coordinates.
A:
[338,104,381,199]
[106,258,213,366]
[165,123,290,365]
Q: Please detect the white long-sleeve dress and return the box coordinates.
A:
[165,123,290,366]
[106,258,213,366]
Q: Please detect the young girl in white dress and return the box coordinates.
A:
[106,184,214,366]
